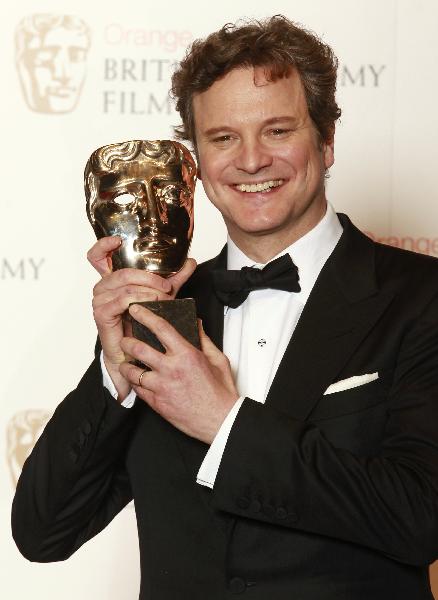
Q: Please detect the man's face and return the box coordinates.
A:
[193,67,334,254]
[18,26,89,113]
[89,154,194,275]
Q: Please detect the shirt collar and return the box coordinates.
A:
[226,202,343,302]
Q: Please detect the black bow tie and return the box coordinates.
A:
[212,254,300,308]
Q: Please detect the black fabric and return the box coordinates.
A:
[12,214,438,599]
[212,253,300,308]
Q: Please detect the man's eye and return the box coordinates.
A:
[212,135,233,144]
[270,128,290,136]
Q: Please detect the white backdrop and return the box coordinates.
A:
[2,0,438,597]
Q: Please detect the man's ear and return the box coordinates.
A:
[322,129,335,170]
[323,140,334,170]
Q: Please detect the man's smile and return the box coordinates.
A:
[234,179,285,193]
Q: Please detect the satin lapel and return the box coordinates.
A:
[193,247,226,352]
[266,215,395,421]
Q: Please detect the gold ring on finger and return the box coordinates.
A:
[138,369,148,387]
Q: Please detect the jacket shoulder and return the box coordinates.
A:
[373,237,438,284]
[340,213,438,282]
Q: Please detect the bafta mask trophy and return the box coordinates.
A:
[85,139,198,354]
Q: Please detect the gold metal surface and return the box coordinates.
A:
[85,140,196,276]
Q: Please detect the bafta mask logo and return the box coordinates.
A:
[7,410,51,487]
[15,14,91,114]
[85,140,196,276]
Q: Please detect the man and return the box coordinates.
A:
[12,15,438,599]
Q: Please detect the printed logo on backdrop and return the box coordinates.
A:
[102,23,193,115]
[7,410,52,487]
[365,232,438,257]
[15,14,91,114]
[1,258,45,279]
[340,64,386,87]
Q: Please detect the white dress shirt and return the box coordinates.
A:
[101,352,136,405]
[101,204,343,488]
[196,204,343,488]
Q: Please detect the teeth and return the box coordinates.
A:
[236,179,283,193]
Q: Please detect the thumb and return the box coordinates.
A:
[87,235,122,277]
[198,320,236,393]
[168,258,197,296]
[198,319,222,361]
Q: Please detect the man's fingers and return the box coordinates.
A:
[168,258,197,295]
[93,268,172,295]
[88,242,195,294]
[92,285,169,310]
[94,289,169,329]
[87,236,122,276]
[119,361,159,392]
[120,336,164,372]
[128,304,187,352]
[198,320,220,357]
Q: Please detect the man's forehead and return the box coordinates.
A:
[193,66,308,130]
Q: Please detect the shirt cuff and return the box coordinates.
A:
[100,351,136,408]
[196,396,244,489]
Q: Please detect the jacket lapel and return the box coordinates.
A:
[174,217,395,526]
[192,246,226,352]
[266,214,395,421]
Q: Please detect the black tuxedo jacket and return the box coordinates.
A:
[12,214,438,599]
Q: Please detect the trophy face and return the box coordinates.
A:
[85,140,196,276]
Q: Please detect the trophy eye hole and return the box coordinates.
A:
[113,193,134,206]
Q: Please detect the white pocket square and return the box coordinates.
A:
[323,372,379,395]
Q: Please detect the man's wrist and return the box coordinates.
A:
[100,352,132,402]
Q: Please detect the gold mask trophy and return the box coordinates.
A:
[85,139,199,354]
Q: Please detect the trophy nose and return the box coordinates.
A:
[133,183,176,250]
[135,182,172,244]
[137,183,160,227]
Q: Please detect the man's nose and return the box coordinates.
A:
[233,139,273,174]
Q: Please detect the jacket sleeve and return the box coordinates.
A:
[210,292,438,567]
[11,356,138,562]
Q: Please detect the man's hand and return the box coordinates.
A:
[118,305,239,444]
[87,236,196,400]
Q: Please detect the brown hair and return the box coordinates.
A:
[171,15,341,149]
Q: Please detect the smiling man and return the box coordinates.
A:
[193,67,333,260]
[12,15,438,600]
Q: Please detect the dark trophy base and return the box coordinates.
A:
[129,298,200,369]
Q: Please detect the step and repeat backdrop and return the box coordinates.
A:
[2,0,438,597]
